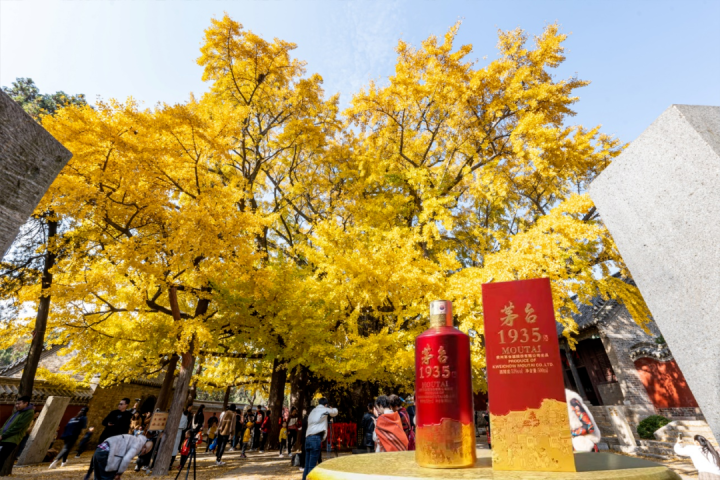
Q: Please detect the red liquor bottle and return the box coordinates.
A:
[415,300,476,468]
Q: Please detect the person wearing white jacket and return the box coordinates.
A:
[674,435,720,479]
[91,434,153,480]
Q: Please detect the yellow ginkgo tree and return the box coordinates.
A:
[0,16,653,466]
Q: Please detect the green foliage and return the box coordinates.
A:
[2,77,87,120]
[637,415,671,439]
[0,342,28,368]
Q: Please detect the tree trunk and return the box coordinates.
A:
[290,365,308,412]
[266,358,287,450]
[151,287,208,477]
[18,217,57,397]
[222,385,232,409]
[187,363,202,408]
[155,354,178,411]
[303,370,319,415]
[151,348,195,476]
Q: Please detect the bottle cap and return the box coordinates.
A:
[429,300,453,327]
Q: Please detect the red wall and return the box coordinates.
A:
[634,358,699,409]
[0,404,82,442]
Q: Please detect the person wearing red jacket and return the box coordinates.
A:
[259,408,270,453]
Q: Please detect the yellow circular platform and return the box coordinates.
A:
[307,450,681,480]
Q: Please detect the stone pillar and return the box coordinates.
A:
[606,406,638,454]
[17,396,71,465]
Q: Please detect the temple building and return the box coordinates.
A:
[557,289,701,421]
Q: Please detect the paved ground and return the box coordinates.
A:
[3,447,312,480]
[1,438,700,479]
[635,455,698,480]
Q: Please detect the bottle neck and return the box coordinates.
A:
[430,314,451,328]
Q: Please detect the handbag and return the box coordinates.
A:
[292,453,302,467]
[208,437,218,451]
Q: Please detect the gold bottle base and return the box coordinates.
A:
[415,419,476,468]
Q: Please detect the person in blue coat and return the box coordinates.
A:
[50,407,89,468]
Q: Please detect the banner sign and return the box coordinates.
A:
[147,412,168,431]
[482,278,575,472]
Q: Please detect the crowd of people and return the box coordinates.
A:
[5,389,720,480]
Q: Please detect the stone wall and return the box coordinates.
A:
[589,404,655,441]
[85,382,164,445]
[588,406,614,438]
[597,305,657,409]
[658,407,705,421]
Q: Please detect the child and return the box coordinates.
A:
[74,426,94,458]
[241,419,254,458]
[278,421,288,457]
[178,430,194,471]
[206,422,218,452]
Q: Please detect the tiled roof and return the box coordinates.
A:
[0,376,93,405]
[0,344,66,376]
[556,274,634,336]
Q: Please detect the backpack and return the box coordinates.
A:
[180,439,191,456]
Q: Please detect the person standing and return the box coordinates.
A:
[15,410,39,457]
[241,417,254,458]
[192,405,205,434]
[405,396,416,430]
[229,408,243,451]
[89,434,153,480]
[390,395,415,451]
[278,420,288,457]
[287,407,301,453]
[373,395,408,452]
[129,412,144,435]
[206,423,218,453]
[207,412,219,430]
[182,407,193,437]
[675,434,720,479]
[252,407,264,451]
[484,409,491,449]
[215,404,236,466]
[297,410,309,471]
[302,398,338,480]
[0,396,35,470]
[259,409,270,453]
[98,398,132,443]
[360,402,376,452]
[169,407,189,469]
[49,407,88,468]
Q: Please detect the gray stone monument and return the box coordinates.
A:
[589,104,720,440]
[0,90,72,257]
[17,395,71,465]
[606,406,637,454]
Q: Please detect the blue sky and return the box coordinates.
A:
[1,0,719,143]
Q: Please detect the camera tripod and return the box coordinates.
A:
[174,436,198,480]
